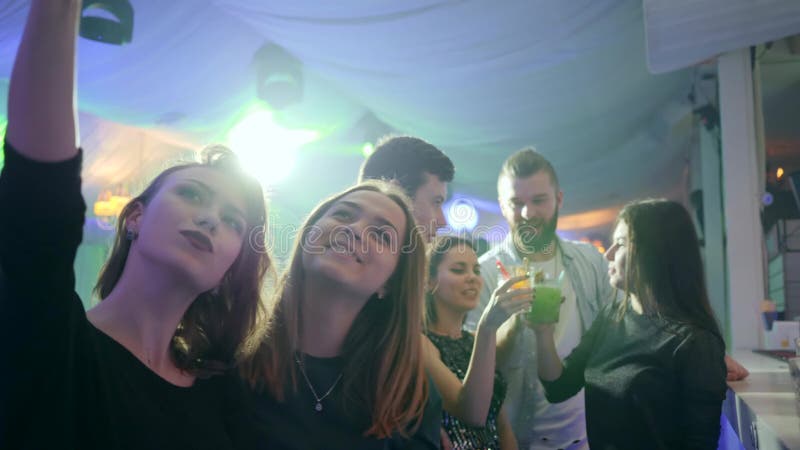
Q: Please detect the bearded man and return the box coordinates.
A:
[467,148,748,450]
[465,148,614,450]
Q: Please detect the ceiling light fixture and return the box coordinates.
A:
[80,0,134,45]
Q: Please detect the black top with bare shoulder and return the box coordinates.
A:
[0,141,256,450]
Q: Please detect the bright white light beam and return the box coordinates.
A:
[226,107,319,186]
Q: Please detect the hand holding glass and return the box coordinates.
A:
[497,265,531,300]
[528,271,563,324]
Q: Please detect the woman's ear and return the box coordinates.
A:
[125,201,144,235]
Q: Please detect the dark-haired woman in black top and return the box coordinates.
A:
[534,199,727,450]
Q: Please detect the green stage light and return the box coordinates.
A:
[361,143,375,158]
[226,105,318,187]
[0,119,6,171]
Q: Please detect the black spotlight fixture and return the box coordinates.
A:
[254,43,303,110]
[80,0,134,45]
[693,104,719,132]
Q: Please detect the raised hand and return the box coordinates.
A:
[479,274,533,331]
[7,0,81,162]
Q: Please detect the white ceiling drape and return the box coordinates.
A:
[0,0,737,223]
[644,0,800,74]
[213,0,693,213]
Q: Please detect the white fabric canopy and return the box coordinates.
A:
[0,0,721,227]
[644,0,800,73]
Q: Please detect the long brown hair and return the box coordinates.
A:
[614,199,722,339]
[242,180,429,438]
[95,145,273,376]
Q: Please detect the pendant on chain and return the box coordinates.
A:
[315,402,323,412]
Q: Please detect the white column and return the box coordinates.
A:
[700,126,729,340]
[718,49,765,350]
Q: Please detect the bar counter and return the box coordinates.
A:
[724,351,800,450]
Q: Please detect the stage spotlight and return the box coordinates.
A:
[361,143,375,157]
[254,43,303,110]
[349,112,395,155]
[447,198,479,232]
[226,105,319,186]
[693,104,719,131]
[80,0,134,45]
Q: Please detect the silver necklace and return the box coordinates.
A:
[294,355,343,412]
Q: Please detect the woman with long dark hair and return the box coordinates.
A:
[533,199,727,450]
[0,2,272,448]
[242,181,441,449]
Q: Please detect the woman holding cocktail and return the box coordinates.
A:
[533,199,727,450]
[423,236,529,450]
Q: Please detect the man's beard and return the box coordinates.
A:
[512,208,559,254]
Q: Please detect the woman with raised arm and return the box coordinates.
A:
[0,2,271,449]
[242,181,442,449]
[533,199,727,450]
[423,236,526,450]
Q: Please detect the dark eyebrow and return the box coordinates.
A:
[185,178,247,220]
[223,205,247,222]
[337,200,362,212]
[185,178,213,195]
[508,194,548,203]
[338,200,399,235]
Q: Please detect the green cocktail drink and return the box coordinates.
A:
[529,283,561,324]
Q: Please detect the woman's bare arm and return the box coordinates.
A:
[7,0,81,162]
[497,406,518,450]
